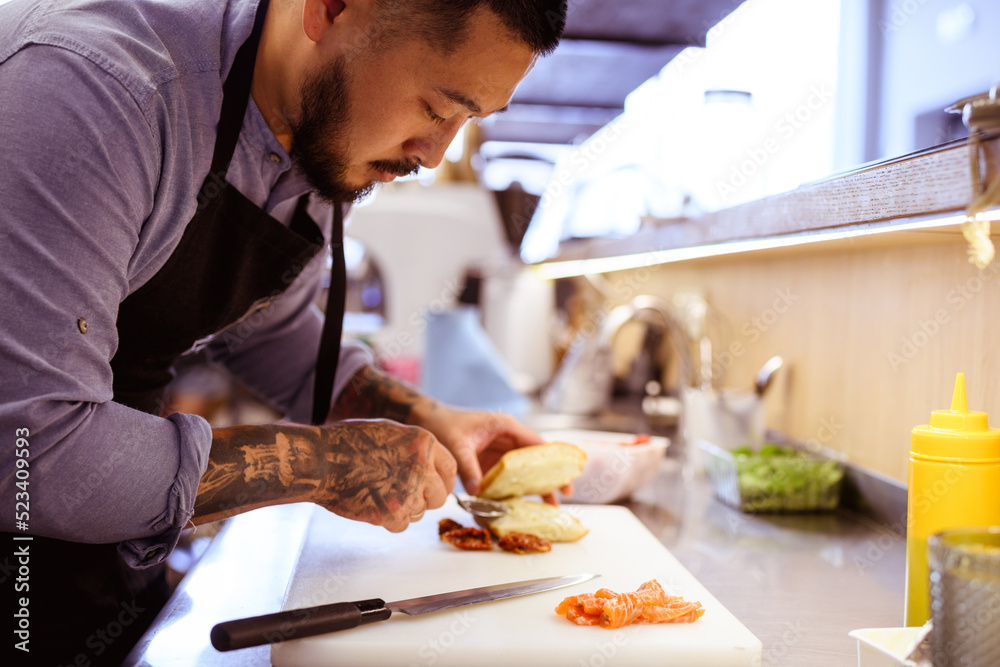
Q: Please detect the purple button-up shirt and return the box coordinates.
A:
[0,0,371,566]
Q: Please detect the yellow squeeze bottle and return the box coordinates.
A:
[904,373,1000,626]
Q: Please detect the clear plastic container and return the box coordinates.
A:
[540,429,670,504]
[698,438,845,513]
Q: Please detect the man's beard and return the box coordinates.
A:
[290,56,420,205]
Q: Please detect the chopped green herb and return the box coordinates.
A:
[732,444,844,512]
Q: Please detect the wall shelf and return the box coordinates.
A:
[544,135,1000,265]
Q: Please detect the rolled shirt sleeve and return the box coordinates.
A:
[0,46,212,565]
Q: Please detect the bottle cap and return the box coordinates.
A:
[912,373,1000,462]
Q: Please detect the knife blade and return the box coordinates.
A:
[211,572,598,652]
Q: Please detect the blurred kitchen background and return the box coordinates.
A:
[164,0,1000,490]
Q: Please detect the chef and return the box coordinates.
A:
[0,0,566,663]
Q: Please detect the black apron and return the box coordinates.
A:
[13,0,347,662]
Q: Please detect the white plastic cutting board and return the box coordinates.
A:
[272,498,761,666]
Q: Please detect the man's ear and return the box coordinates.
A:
[303,0,347,43]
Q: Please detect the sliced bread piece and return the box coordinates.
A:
[479,442,586,500]
[485,497,589,542]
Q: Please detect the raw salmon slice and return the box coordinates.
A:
[554,579,704,628]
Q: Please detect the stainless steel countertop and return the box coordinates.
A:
[626,460,905,666]
[125,458,906,666]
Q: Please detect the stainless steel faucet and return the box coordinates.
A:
[543,295,693,415]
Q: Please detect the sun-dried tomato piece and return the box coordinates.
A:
[441,527,493,551]
[438,518,465,536]
[497,532,552,555]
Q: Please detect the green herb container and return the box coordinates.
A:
[698,439,846,513]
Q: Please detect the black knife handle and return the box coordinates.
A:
[211,598,390,651]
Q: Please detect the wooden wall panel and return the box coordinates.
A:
[606,227,1000,482]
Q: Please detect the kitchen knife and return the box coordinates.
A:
[211,572,598,651]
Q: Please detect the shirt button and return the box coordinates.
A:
[142,547,164,562]
[77,318,88,334]
[269,152,282,164]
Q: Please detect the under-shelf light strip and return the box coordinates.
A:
[531,209,1000,280]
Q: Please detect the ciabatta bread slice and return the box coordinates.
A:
[486,497,589,542]
[479,442,586,500]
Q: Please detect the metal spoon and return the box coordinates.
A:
[453,493,508,519]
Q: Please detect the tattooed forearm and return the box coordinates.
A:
[192,424,327,524]
[192,419,435,527]
[328,365,435,424]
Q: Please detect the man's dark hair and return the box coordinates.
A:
[376,0,567,56]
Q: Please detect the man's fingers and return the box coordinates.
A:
[423,457,450,511]
[383,519,409,533]
[476,432,522,480]
[395,441,452,531]
[475,417,546,476]
[432,440,458,489]
[495,418,545,448]
[446,438,482,496]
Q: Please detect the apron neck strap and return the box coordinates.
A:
[208,0,346,426]
[211,0,271,177]
[312,202,346,425]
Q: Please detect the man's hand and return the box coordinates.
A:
[329,365,568,503]
[410,404,541,496]
[192,420,456,532]
[412,404,572,505]
[312,420,455,531]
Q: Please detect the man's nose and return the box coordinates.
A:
[403,122,464,170]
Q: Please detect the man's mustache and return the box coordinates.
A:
[370,159,421,177]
